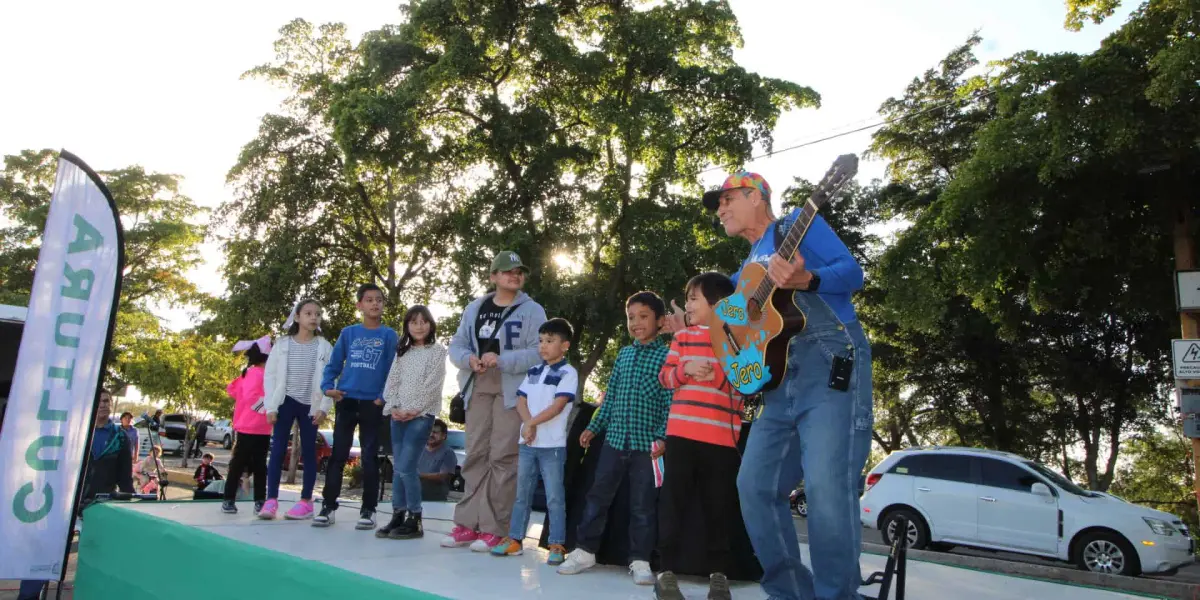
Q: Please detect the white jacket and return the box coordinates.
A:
[263,335,334,417]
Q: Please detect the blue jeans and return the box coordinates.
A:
[390,414,434,513]
[509,444,567,544]
[576,443,657,561]
[267,396,319,500]
[737,293,873,600]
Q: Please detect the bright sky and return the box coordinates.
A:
[0,1,1131,401]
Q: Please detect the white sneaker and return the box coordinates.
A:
[630,560,654,585]
[556,548,597,575]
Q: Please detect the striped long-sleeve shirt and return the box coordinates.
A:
[659,326,743,448]
[587,339,672,452]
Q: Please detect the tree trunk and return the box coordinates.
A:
[286,423,301,484]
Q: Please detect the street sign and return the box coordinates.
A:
[1172,339,1200,379]
[1176,270,1200,311]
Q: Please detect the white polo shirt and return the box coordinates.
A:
[516,360,578,448]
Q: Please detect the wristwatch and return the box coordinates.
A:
[806,272,821,292]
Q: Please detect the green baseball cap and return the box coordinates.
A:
[490,250,529,273]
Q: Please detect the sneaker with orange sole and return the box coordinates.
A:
[489,537,523,556]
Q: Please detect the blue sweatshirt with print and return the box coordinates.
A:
[320,324,399,401]
[732,212,864,324]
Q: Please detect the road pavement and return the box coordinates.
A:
[793,515,1200,585]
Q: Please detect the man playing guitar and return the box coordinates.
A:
[664,171,872,600]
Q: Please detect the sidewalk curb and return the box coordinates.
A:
[858,540,1198,600]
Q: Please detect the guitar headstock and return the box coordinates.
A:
[809,154,859,209]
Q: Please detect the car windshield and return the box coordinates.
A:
[446,431,466,450]
[1022,460,1090,496]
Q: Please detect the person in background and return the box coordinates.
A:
[419,419,458,501]
[118,411,140,464]
[222,336,273,514]
[138,445,165,493]
[191,419,209,458]
[194,453,223,490]
[81,388,135,508]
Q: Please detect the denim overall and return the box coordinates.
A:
[736,288,874,600]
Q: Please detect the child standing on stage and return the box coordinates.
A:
[491,318,577,565]
[557,292,673,586]
[223,336,274,514]
[315,283,399,530]
[375,305,447,540]
[259,298,333,520]
[654,272,746,600]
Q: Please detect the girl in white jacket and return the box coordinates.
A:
[258,299,333,520]
[374,305,447,540]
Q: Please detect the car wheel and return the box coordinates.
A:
[880,507,929,551]
[792,495,808,518]
[451,468,465,493]
[1074,531,1140,576]
[317,457,329,475]
[223,435,232,450]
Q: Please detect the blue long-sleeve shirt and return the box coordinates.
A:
[731,212,864,324]
[320,324,400,401]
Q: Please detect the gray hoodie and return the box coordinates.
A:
[448,291,547,409]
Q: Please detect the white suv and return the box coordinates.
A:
[860,446,1195,576]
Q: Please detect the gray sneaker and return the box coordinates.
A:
[707,572,732,600]
[654,571,685,600]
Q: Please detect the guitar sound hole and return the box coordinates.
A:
[748,298,763,322]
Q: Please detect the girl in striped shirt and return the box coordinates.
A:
[259,299,334,520]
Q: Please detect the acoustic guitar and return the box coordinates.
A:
[707,154,859,395]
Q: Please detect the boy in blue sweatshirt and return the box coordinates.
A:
[314,283,399,530]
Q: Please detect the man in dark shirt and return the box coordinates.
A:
[418,419,458,501]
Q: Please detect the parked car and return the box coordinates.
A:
[135,421,183,457]
[161,413,190,445]
[446,428,467,493]
[206,419,234,450]
[860,446,1195,577]
[281,429,334,473]
[319,428,360,466]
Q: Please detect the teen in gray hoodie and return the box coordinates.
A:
[442,250,547,551]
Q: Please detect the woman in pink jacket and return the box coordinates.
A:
[222,336,273,514]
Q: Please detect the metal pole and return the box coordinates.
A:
[1173,190,1200,512]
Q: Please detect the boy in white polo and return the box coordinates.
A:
[490,318,577,566]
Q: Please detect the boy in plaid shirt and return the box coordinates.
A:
[557,291,673,586]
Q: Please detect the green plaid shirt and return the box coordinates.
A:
[587,338,672,452]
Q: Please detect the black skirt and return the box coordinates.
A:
[540,403,763,581]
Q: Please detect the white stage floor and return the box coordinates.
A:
[112,492,1153,600]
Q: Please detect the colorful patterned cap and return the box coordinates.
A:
[701,171,772,210]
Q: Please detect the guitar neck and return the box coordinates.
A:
[750,201,820,305]
[777,201,819,262]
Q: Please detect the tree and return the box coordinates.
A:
[0,148,210,391]
[208,19,460,340]
[329,0,817,387]
[121,332,242,467]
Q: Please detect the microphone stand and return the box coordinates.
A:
[138,414,169,501]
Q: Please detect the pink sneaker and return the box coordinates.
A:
[284,500,314,520]
[257,499,279,520]
[470,533,503,552]
[440,525,480,548]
